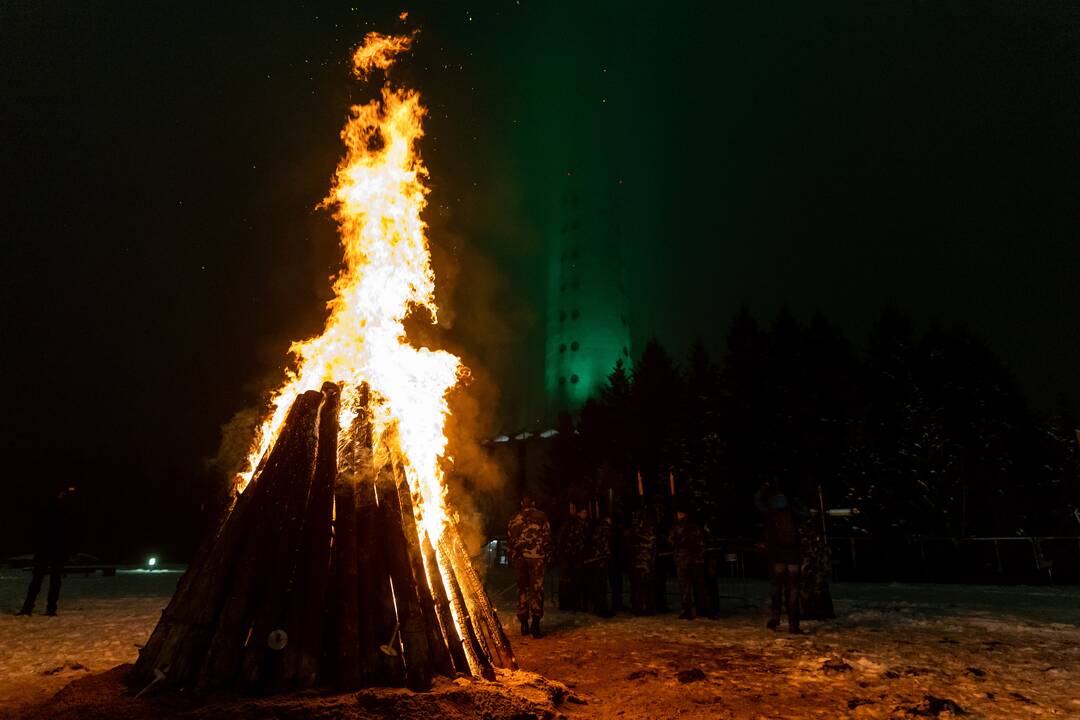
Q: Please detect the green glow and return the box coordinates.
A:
[544,171,631,416]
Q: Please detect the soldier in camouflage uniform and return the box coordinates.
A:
[798,521,835,620]
[507,495,553,638]
[668,507,708,620]
[628,509,657,615]
[557,507,590,611]
[587,515,614,617]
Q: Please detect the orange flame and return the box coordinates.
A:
[351,31,417,80]
[237,31,462,550]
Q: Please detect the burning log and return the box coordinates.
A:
[438,544,496,681]
[375,462,433,691]
[385,444,456,678]
[354,461,404,687]
[279,382,340,689]
[328,387,366,690]
[422,536,471,674]
[442,532,517,670]
[195,389,323,692]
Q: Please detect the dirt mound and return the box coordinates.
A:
[29,665,577,720]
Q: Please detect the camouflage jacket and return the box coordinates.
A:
[507,507,552,562]
[557,515,590,568]
[630,516,657,572]
[589,518,613,564]
[668,517,705,566]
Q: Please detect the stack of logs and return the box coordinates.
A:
[133,382,515,695]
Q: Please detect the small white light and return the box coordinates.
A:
[147,556,158,568]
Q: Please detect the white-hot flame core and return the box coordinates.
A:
[236,32,461,549]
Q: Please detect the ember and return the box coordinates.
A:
[132,32,514,694]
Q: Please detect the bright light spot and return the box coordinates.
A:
[147,556,158,568]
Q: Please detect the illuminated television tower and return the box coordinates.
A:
[543,168,632,417]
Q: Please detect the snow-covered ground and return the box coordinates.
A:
[503,576,1080,719]
[0,568,182,717]
[1,568,1078,718]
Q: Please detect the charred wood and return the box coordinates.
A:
[194,390,323,693]
[422,536,470,675]
[385,444,456,678]
[443,530,518,670]
[278,382,340,689]
[441,548,496,681]
[375,462,433,691]
[328,385,367,690]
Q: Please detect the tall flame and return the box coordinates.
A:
[237,31,461,545]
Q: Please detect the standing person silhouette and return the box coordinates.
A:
[755,480,807,633]
[18,484,76,617]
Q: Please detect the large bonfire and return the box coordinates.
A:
[132,31,514,695]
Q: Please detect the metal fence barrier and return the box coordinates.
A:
[828,535,1080,584]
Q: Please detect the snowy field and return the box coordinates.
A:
[0,568,182,716]
[503,577,1080,719]
[1,568,1078,718]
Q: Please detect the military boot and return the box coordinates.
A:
[520,618,530,636]
[530,617,544,638]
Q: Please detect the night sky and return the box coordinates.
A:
[2,1,1078,559]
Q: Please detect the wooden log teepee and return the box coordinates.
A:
[133,382,515,695]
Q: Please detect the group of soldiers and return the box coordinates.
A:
[505,483,834,638]
[507,495,747,637]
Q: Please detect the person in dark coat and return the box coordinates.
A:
[587,515,614,617]
[755,482,808,633]
[556,506,591,611]
[628,509,657,615]
[19,485,77,616]
[668,506,708,620]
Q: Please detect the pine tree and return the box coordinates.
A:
[683,340,722,517]
[861,307,940,538]
[630,339,684,498]
[718,308,771,534]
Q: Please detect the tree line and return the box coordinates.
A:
[542,307,1079,542]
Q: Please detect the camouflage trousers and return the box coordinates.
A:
[629,569,655,615]
[676,561,710,617]
[558,564,589,611]
[515,557,546,621]
[769,562,801,628]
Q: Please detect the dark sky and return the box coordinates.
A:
[2,1,1078,557]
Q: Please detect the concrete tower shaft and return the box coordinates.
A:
[544,172,631,415]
